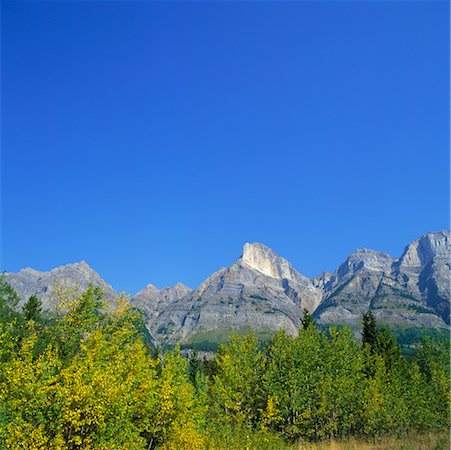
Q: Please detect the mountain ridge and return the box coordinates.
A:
[4,230,450,345]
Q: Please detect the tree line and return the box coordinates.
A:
[0,277,449,449]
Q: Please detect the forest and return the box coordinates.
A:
[0,277,449,449]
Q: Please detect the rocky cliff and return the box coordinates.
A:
[313,231,450,329]
[137,243,323,345]
[4,231,449,346]
[131,232,449,345]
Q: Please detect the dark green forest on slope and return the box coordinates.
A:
[0,277,449,449]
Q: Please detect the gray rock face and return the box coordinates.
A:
[313,231,450,328]
[132,282,192,329]
[4,231,450,346]
[140,233,449,345]
[133,243,323,345]
[4,261,118,311]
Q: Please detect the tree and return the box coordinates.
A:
[0,331,64,448]
[362,310,378,350]
[264,326,365,441]
[300,308,315,330]
[374,327,400,372]
[0,287,206,450]
[264,326,321,440]
[0,274,21,324]
[416,335,450,382]
[142,347,206,450]
[188,350,202,385]
[411,336,450,430]
[22,295,42,323]
[211,334,267,427]
[52,285,106,362]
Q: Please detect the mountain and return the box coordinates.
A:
[132,282,192,329]
[394,231,450,320]
[4,261,118,311]
[138,233,449,346]
[313,234,450,328]
[134,242,323,346]
[4,231,449,347]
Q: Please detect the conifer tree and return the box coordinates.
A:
[188,350,202,385]
[374,327,400,371]
[362,310,378,350]
[0,275,21,324]
[300,308,315,330]
[22,295,42,323]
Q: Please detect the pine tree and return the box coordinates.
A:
[22,295,42,322]
[188,350,202,386]
[374,327,400,372]
[0,274,21,324]
[300,308,315,330]
[362,310,378,350]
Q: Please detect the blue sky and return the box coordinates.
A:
[2,1,449,294]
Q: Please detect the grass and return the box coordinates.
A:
[296,432,450,450]
[205,431,450,449]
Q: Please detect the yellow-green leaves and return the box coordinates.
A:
[0,288,205,450]
[0,284,449,448]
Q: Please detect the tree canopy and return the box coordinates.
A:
[0,281,449,449]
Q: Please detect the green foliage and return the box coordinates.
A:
[264,327,365,441]
[0,283,449,448]
[362,310,378,350]
[183,326,275,352]
[140,347,206,449]
[188,350,202,385]
[0,274,22,325]
[22,295,43,322]
[210,334,267,427]
[0,287,205,450]
[394,326,450,348]
[374,327,401,372]
[416,336,450,381]
[300,308,315,330]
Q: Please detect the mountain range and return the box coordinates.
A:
[5,230,449,346]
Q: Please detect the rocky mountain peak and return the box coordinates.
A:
[48,260,94,275]
[5,260,117,310]
[399,230,450,268]
[160,283,192,302]
[172,282,191,293]
[76,260,91,269]
[20,267,41,275]
[337,248,394,278]
[161,282,191,296]
[136,283,160,296]
[5,230,450,346]
[241,242,295,280]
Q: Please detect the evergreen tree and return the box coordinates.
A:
[0,274,21,324]
[300,308,315,330]
[362,310,378,350]
[22,295,42,323]
[374,327,400,372]
[203,356,218,379]
[188,350,202,386]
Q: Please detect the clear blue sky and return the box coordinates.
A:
[2,1,449,294]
